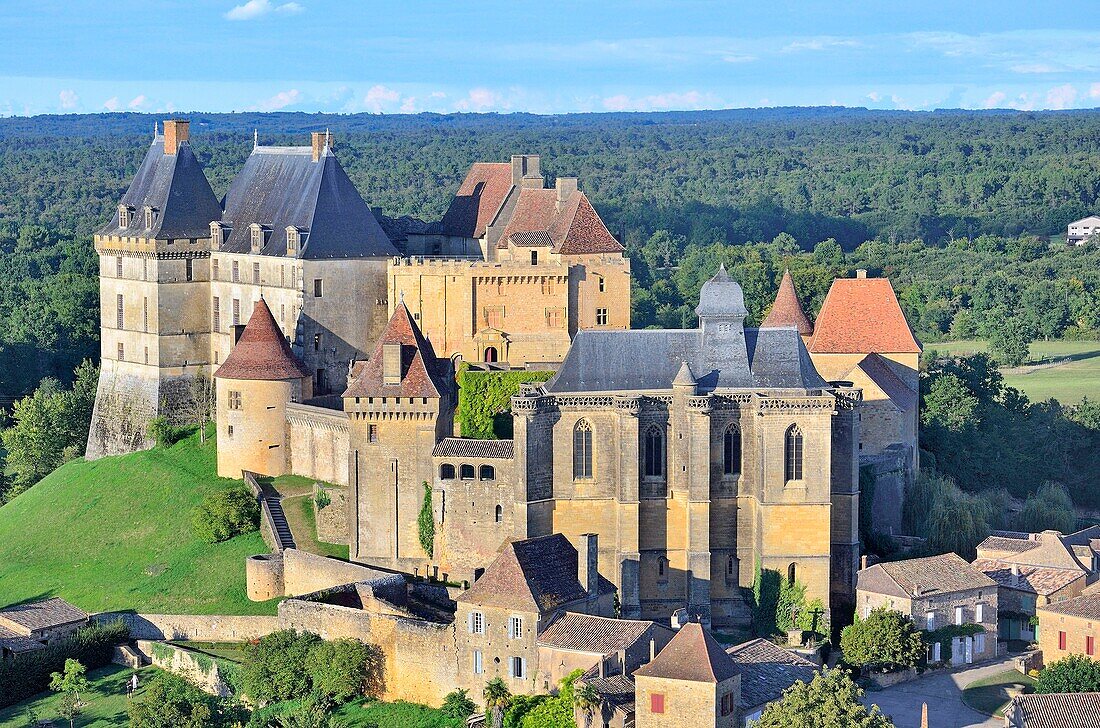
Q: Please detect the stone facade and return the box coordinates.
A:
[634,676,739,728]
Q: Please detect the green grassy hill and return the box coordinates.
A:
[0,431,275,615]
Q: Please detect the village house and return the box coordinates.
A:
[1066,215,1100,245]
[0,598,88,660]
[1035,593,1100,664]
[856,553,999,665]
[724,638,817,726]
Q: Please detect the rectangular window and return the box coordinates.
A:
[143,258,148,281]
[144,347,148,365]
[143,298,148,332]
[720,693,733,716]
[932,641,941,662]
[955,606,964,626]
[595,307,608,326]
[228,391,242,410]
[473,650,483,675]
[213,297,221,332]
[232,298,241,326]
[280,266,285,287]
[1088,636,1095,656]
[976,603,984,623]
[227,424,234,438]
[530,250,538,265]
[1059,631,1067,650]
[926,611,935,631]
[185,258,194,282]
[313,333,322,351]
[116,256,123,278]
[116,294,124,329]
[509,656,526,679]
[650,693,664,714]
[212,259,219,280]
[509,616,524,639]
[368,424,378,443]
[469,611,484,635]
[598,275,606,292]
[313,279,323,298]
[976,632,985,654]
[232,260,240,283]
[117,342,124,361]
[252,262,260,284]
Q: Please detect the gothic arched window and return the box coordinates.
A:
[785,424,803,483]
[643,424,665,478]
[573,419,593,479]
[723,424,742,476]
[788,562,798,585]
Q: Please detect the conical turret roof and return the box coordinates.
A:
[761,269,814,336]
[214,299,308,381]
[672,360,697,387]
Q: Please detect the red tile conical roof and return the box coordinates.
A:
[214,298,309,381]
[761,269,814,335]
[342,302,451,398]
[633,622,739,683]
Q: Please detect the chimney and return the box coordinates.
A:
[860,555,868,570]
[311,131,334,162]
[1011,563,1020,586]
[163,119,189,155]
[578,533,599,599]
[510,154,541,187]
[555,177,578,206]
[856,269,868,279]
[598,658,606,679]
[382,342,402,385]
[649,638,656,662]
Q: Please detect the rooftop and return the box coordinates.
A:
[726,638,817,710]
[633,622,739,684]
[972,559,1085,597]
[537,612,668,654]
[440,162,513,239]
[857,553,997,599]
[809,276,921,354]
[846,353,918,411]
[214,298,309,381]
[432,438,515,460]
[760,269,814,336]
[1006,692,1100,728]
[0,597,88,635]
[1037,593,1100,620]
[343,303,451,399]
[498,186,624,255]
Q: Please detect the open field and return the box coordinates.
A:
[0,431,277,615]
[0,665,155,727]
[927,340,1100,404]
[961,669,1036,717]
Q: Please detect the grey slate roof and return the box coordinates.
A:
[1006,692,1100,728]
[578,668,636,713]
[0,626,46,654]
[0,597,88,634]
[726,638,817,711]
[537,613,668,654]
[220,146,398,260]
[856,553,996,599]
[97,136,222,240]
[433,438,515,460]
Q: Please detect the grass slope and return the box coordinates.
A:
[0,665,154,727]
[961,669,1036,717]
[0,432,275,615]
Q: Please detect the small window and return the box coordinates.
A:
[118,206,130,227]
[469,611,484,635]
[495,505,503,523]
[117,342,124,361]
[955,606,964,626]
[232,298,241,326]
[480,465,495,481]
[597,275,606,293]
[1088,636,1095,656]
[144,346,148,364]
[210,222,223,248]
[116,294,124,329]
[727,555,735,577]
[1059,631,1067,650]
[232,261,240,283]
[212,297,221,332]
[212,259,219,280]
[227,424,234,438]
[658,556,667,578]
[144,206,154,229]
[720,692,733,716]
[650,693,664,714]
[313,279,323,298]
[595,307,608,326]
[116,256,123,278]
[460,464,475,480]
[368,424,378,443]
[439,463,455,480]
[473,649,483,674]
[185,258,194,282]
[530,250,538,265]
[508,616,524,639]
[926,611,935,630]
[143,298,148,332]
[143,258,148,281]
[250,224,263,252]
[785,424,803,482]
[509,656,526,679]
[787,562,797,585]
[976,603,984,623]
[313,333,322,351]
[252,262,260,284]
[228,391,242,410]
[286,227,298,255]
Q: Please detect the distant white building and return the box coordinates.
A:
[1067,215,1100,245]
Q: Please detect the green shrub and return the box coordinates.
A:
[243,630,322,705]
[191,486,260,543]
[456,367,553,439]
[128,671,217,728]
[840,608,924,672]
[146,416,175,448]
[418,482,434,557]
[441,689,477,720]
[306,639,384,702]
[314,487,331,511]
[1036,654,1100,694]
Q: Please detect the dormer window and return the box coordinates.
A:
[250,224,265,253]
[286,226,299,256]
[210,222,223,249]
[143,206,156,230]
[118,205,131,228]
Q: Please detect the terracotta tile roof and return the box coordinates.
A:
[973,559,1085,596]
[725,638,817,710]
[761,270,814,336]
[1002,531,1093,571]
[0,598,88,634]
[978,535,1040,556]
[214,299,309,381]
[1006,692,1100,728]
[857,553,996,599]
[440,162,513,238]
[633,623,739,684]
[1038,593,1100,620]
[432,438,515,459]
[846,353,918,411]
[499,188,623,255]
[537,613,667,654]
[343,303,451,399]
[808,277,921,354]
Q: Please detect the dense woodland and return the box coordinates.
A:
[1,108,1099,520]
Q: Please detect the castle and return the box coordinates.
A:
[90,120,922,632]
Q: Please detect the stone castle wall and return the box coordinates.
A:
[96,612,279,641]
[287,402,350,486]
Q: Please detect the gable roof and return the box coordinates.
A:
[537,613,669,654]
[1002,531,1094,571]
[456,534,613,614]
[633,623,739,684]
[972,560,1085,597]
[856,553,996,599]
[761,270,814,336]
[499,187,623,255]
[220,145,397,259]
[1006,693,1100,728]
[845,353,918,411]
[440,162,514,238]
[214,298,309,381]
[726,638,817,710]
[0,598,88,634]
[1069,216,1100,226]
[809,277,921,354]
[97,135,222,240]
[343,303,451,398]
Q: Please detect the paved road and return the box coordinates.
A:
[861,657,1018,728]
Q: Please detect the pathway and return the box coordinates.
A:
[862,657,1018,728]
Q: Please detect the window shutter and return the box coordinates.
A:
[467,612,474,634]
[521,657,527,679]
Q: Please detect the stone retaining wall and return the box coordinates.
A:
[136,640,237,697]
[95,612,279,641]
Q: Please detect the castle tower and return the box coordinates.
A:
[343,303,455,570]
[213,298,310,478]
[761,269,814,345]
[87,119,223,458]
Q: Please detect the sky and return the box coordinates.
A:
[3,1,1100,116]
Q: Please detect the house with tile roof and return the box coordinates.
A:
[1036,593,1100,664]
[537,611,674,690]
[856,553,999,665]
[725,638,817,726]
[1066,214,1100,245]
[1004,692,1100,728]
[0,598,89,659]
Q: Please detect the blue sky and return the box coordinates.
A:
[3,1,1100,116]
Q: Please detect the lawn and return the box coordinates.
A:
[927,339,1100,404]
[0,665,155,727]
[333,698,463,728]
[0,431,278,615]
[961,669,1036,717]
[257,474,349,559]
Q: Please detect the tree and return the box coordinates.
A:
[190,486,260,543]
[756,668,895,728]
[483,677,512,728]
[1015,483,1077,534]
[271,696,349,728]
[127,672,214,728]
[56,693,80,728]
[243,630,322,704]
[573,683,601,728]
[305,638,383,702]
[441,688,477,720]
[2,378,68,494]
[988,316,1033,366]
[417,481,434,557]
[1035,655,1100,694]
[840,608,925,672]
[49,658,90,704]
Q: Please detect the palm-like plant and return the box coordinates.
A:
[573,683,601,728]
[482,677,512,728]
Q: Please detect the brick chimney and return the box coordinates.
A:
[311,131,333,162]
[163,119,189,155]
[578,533,599,599]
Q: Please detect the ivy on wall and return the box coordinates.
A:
[456,366,554,439]
[418,481,434,557]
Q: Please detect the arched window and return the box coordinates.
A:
[440,463,455,480]
[787,562,797,585]
[784,424,803,482]
[723,424,741,476]
[573,419,593,479]
[495,505,503,523]
[460,464,475,480]
[484,346,498,363]
[480,465,495,481]
[643,425,665,478]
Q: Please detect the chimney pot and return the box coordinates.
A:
[856,269,868,279]
[649,638,656,662]
[163,119,189,155]
[860,555,868,570]
[598,659,606,679]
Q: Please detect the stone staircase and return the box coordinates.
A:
[265,496,296,550]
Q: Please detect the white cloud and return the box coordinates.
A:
[866,91,881,102]
[454,87,503,112]
[253,88,301,111]
[128,94,147,110]
[226,0,303,21]
[983,91,1006,108]
[58,89,78,109]
[1011,63,1061,74]
[722,54,757,64]
[780,37,858,53]
[103,96,120,112]
[1046,84,1077,110]
[399,97,417,114]
[601,90,712,112]
[430,91,446,99]
[363,84,400,112]
[1090,83,1100,99]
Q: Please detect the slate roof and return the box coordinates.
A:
[219,145,398,259]
[1038,593,1100,620]
[214,298,309,381]
[846,353,918,411]
[978,535,1039,556]
[537,613,667,654]
[0,626,46,654]
[633,623,739,684]
[343,303,451,398]
[857,553,996,599]
[456,534,614,614]
[725,638,817,711]
[809,277,921,354]
[440,162,513,238]
[761,270,814,336]
[498,187,624,255]
[0,598,88,634]
[1006,692,1100,728]
[973,559,1085,597]
[432,438,515,459]
[997,530,1095,571]
[97,135,222,240]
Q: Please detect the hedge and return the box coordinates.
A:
[456,367,554,439]
[0,619,130,708]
